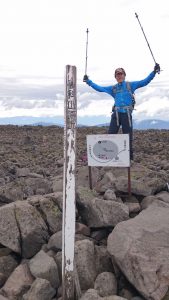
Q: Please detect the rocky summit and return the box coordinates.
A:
[0,125,169,300]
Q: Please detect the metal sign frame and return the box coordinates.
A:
[87,134,131,196]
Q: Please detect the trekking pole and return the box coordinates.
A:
[135,13,157,64]
[85,28,89,75]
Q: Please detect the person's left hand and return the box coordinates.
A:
[154,63,160,74]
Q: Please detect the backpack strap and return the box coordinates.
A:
[112,84,117,94]
[126,81,136,108]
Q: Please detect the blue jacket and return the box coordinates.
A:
[87,71,156,113]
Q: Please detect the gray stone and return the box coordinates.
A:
[28,196,62,234]
[77,194,129,228]
[95,245,114,274]
[29,250,60,289]
[95,172,116,193]
[0,177,52,203]
[107,203,169,300]
[15,201,49,258]
[38,198,62,234]
[1,261,34,300]
[76,223,91,236]
[16,167,30,178]
[0,204,21,254]
[156,191,169,203]
[75,240,97,290]
[115,176,165,197]
[119,289,133,300]
[0,295,10,300]
[45,192,63,211]
[0,182,24,203]
[47,231,62,251]
[0,255,19,287]
[80,289,101,300]
[52,176,63,192]
[94,272,117,297]
[23,278,56,300]
[54,251,62,283]
[103,189,118,201]
[141,195,160,210]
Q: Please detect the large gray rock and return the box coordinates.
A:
[156,191,169,204]
[0,177,52,203]
[0,201,49,257]
[28,196,62,234]
[0,204,21,254]
[0,255,19,287]
[77,192,129,228]
[107,203,169,300]
[14,201,49,258]
[0,182,24,204]
[1,261,34,300]
[29,250,60,289]
[75,240,97,290]
[115,176,165,196]
[141,192,169,211]
[23,278,56,300]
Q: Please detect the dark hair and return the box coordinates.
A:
[114,68,126,76]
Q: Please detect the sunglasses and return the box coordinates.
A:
[115,72,124,76]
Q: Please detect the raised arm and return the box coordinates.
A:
[131,63,160,91]
[83,75,113,95]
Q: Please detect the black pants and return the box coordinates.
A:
[108,112,133,160]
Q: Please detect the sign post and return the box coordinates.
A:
[62,65,77,300]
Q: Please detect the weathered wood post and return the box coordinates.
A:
[62,65,77,300]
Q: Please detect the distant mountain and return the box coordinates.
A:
[96,119,169,130]
[0,116,109,127]
[133,119,169,130]
[0,116,168,129]
[0,116,63,126]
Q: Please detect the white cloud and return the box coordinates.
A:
[0,0,169,123]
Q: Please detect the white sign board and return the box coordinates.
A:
[87,134,130,167]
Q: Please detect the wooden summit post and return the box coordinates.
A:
[62,65,77,300]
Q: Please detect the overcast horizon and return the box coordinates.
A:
[0,0,169,125]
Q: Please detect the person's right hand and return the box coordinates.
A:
[83,74,89,82]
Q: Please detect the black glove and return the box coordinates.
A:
[154,63,160,74]
[83,74,89,82]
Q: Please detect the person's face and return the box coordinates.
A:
[115,72,125,83]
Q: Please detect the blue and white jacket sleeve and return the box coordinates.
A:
[131,71,156,92]
[86,79,113,96]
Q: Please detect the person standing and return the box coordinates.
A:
[83,64,160,160]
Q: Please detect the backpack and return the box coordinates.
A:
[112,81,136,110]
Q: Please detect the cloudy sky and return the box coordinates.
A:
[0,0,169,124]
